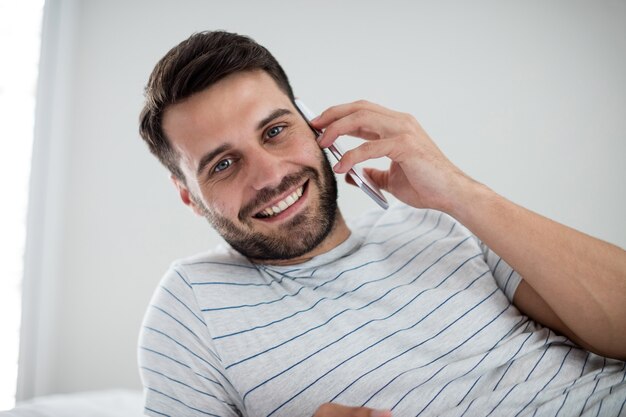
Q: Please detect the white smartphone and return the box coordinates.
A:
[295,99,389,210]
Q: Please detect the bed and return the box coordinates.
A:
[0,390,144,417]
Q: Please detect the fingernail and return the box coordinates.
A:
[333,162,343,172]
[310,116,319,123]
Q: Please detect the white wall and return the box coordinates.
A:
[19,0,626,399]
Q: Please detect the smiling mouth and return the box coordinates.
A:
[254,183,306,219]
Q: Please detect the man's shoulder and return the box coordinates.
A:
[166,243,257,281]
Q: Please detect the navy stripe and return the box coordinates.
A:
[261,264,319,278]
[160,285,207,326]
[502,269,515,296]
[218,239,474,344]
[262,269,490,408]
[220,222,458,346]
[145,406,170,417]
[492,323,535,391]
[513,347,573,417]
[174,269,192,289]
[140,346,223,387]
[492,257,503,275]
[363,290,510,408]
[388,303,510,413]
[207,212,445,311]
[484,338,552,416]
[140,346,190,370]
[581,357,607,414]
[213,225,456,340]
[257,211,426,280]
[459,394,481,417]
[457,323,537,409]
[151,305,220,361]
[265,286,500,416]
[595,398,604,417]
[414,317,526,416]
[147,387,222,417]
[243,266,489,406]
[493,327,552,392]
[143,326,232,387]
[260,211,427,278]
[618,395,626,417]
[203,281,308,312]
[186,260,256,270]
[141,366,234,407]
[227,231,470,368]
[555,351,590,417]
[329,272,492,404]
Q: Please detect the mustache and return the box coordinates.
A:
[238,167,317,221]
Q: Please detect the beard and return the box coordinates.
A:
[191,150,339,261]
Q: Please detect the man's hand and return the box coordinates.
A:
[313,402,392,417]
[312,100,626,360]
[311,100,476,214]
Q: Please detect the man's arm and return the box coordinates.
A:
[311,100,626,360]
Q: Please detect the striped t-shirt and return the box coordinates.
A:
[138,204,626,416]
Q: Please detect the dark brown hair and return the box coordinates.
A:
[139,31,295,182]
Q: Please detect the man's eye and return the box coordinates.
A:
[266,126,284,139]
[214,158,232,173]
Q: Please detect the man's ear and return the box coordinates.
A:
[171,175,205,217]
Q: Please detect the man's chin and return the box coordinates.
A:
[225,208,335,262]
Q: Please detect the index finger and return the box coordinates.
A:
[310,100,400,130]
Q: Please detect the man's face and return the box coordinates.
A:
[162,70,339,261]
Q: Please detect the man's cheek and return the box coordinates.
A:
[210,200,233,219]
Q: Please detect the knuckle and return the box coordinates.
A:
[322,105,338,119]
[399,112,419,131]
[361,141,374,153]
[399,132,414,144]
[354,109,370,123]
[341,149,355,164]
[355,99,370,107]
[401,111,416,122]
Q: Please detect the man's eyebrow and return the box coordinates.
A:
[257,108,292,130]
[195,109,292,177]
[196,143,231,177]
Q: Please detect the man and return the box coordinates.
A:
[137,31,626,417]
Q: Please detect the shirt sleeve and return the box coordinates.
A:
[477,239,523,302]
[138,265,243,417]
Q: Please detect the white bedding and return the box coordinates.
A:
[0,390,144,417]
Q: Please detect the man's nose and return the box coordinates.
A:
[248,149,284,191]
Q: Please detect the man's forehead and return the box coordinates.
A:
[163,71,292,141]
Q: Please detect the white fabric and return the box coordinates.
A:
[0,390,144,417]
[139,204,626,416]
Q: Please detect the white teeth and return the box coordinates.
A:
[256,185,305,218]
